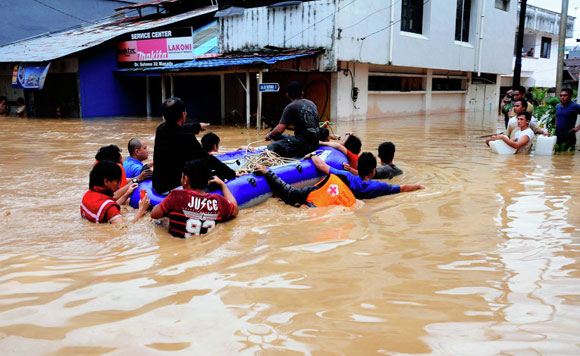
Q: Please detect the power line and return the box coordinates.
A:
[341,0,401,31]
[284,0,358,43]
[30,0,93,23]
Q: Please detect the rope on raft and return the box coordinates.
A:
[236,141,299,175]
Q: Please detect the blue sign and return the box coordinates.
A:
[12,63,51,90]
[259,83,280,92]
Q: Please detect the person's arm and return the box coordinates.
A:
[210,176,238,217]
[319,140,347,154]
[208,155,236,181]
[342,162,358,175]
[150,201,166,219]
[500,134,529,149]
[310,155,330,175]
[115,183,138,205]
[571,104,580,132]
[110,195,150,225]
[400,184,424,192]
[530,121,548,136]
[266,123,287,141]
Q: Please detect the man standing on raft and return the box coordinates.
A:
[265,81,320,158]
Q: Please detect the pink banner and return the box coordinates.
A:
[117,37,193,63]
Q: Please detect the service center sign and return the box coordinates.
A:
[118,28,193,68]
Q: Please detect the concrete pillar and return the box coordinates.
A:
[425,69,433,114]
[220,74,225,125]
[161,74,166,103]
[245,71,251,129]
[256,70,263,130]
[170,75,174,97]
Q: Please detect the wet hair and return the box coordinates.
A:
[378,142,396,163]
[357,152,377,178]
[201,132,220,153]
[89,160,121,189]
[512,86,526,95]
[561,88,573,96]
[318,127,330,141]
[286,81,303,99]
[513,98,528,109]
[95,144,122,163]
[344,134,362,154]
[518,111,532,122]
[183,159,210,189]
[127,137,142,156]
[162,97,185,124]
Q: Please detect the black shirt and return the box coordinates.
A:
[152,122,204,193]
[279,98,319,146]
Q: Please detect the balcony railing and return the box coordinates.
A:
[517,4,574,37]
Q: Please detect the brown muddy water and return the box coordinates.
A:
[0,112,578,355]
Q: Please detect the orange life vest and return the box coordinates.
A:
[306,174,356,207]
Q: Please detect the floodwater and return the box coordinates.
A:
[0,112,578,355]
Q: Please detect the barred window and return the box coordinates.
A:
[401,0,423,34]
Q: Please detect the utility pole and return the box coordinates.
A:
[513,0,527,87]
[556,0,569,94]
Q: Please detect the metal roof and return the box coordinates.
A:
[117,48,321,72]
[0,5,217,63]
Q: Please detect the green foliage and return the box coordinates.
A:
[532,87,577,153]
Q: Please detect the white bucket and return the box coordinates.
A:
[534,135,556,156]
[489,140,516,154]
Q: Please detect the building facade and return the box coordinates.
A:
[501,4,575,89]
[219,0,518,121]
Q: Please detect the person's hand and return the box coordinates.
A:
[342,162,351,171]
[127,182,138,194]
[235,171,244,177]
[208,175,225,186]
[137,168,152,182]
[200,123,210,131]
[264,133,271,141]
[138,194,150,211]
[571,126,580,133]
[253,164,268,175]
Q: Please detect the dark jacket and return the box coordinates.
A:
[152,122,204,193]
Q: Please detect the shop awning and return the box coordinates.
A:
[0,5,217,63]
[116,48,323,73]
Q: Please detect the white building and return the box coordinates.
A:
[219,0,518,120]
[501,4,575,89]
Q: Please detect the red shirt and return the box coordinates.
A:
[158,189,236,238]
[80,190,121,223]
[346,150,359,169]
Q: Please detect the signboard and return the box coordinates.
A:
[12,63,51,89]
[117,28,193,68]
[259,83,280,92]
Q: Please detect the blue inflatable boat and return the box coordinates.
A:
[129,146,347,209]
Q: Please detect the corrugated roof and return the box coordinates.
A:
[117,48,322,72]
[0,5,217,63]
[115,0,182,11]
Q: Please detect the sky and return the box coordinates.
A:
[528,0,580,13]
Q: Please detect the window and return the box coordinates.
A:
[540,37,551,58]
[495,0,509,11]
[432,78,464,91]
[455,0,472,42]
[401,0,423,34]
[368,76,424,92]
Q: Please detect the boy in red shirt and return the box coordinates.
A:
[150,159,238,238]
[81,160,149,224]
[319,132,361,173]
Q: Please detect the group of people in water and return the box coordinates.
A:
[80,81,423,237]
[486,86,580,154]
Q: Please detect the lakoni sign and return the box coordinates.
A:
[117,28,193,68]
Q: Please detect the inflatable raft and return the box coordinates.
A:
[129,146,347,209]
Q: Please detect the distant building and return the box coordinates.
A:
[500,4,575,89]
[218,0,518,120]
